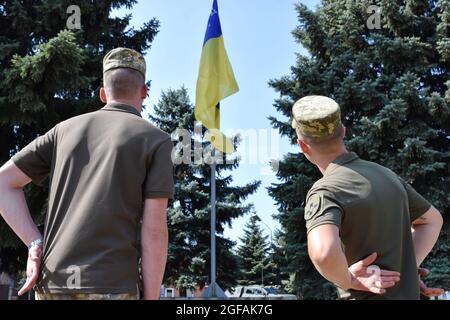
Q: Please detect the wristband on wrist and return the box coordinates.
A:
[28,238,43,249]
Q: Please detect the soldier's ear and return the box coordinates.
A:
[140,84,148,99]
[100,88,107,103]
[298,138,310,155]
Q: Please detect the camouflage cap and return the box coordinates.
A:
[103,48,146,77]
[291,96,342,139]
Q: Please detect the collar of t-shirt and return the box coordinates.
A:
[101,102,142,118]
[324,152,359,176]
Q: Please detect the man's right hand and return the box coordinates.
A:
[18,245,42,296]
[418,267,444,298]
[348,252,401,294]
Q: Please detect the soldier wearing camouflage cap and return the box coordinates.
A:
[291,95,341,139]
[292,95,443,300]
[103,47,147,77]
[0,48,174,300]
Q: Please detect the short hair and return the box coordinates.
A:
[103,68,145,100]
[299,125,345,152]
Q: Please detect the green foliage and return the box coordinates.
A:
[269,0,450,299]
[269,230,292,290]
[0,0,159,276]
[236,214,278,286]
[150,88,261,291]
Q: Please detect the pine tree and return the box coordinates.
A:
[269,0,450,299]
[270,229,303,293]
[272,230,326,299]
[150,88,261,293]
[236,214,277,286]
[0,0,159,276]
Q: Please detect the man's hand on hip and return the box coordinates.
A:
[418,267,444,298]
[348,252,401,294]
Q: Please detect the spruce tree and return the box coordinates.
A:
[270,229,301,293]
[236,214,277,286]
[269,0,450,299]
[150,88,260,293]
[0,0,159,276]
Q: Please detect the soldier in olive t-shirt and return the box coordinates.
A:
[3,48,175,298]
[291,96,442,300]
[11,102,174,295]
[304,152,430,299]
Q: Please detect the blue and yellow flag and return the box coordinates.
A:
[195,0,239,154]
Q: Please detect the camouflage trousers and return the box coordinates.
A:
[35,292,139,300]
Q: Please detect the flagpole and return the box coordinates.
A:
[210,144,217,295]
[210,101,220,294]
[209,102,220,297]
[197,0,237,299]
[202,103,226,299]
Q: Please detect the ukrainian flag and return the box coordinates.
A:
[195,0,239,154]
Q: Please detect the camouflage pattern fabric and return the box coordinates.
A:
[291,95,342,139]
[35,292,139,300]
[103,47,146,77]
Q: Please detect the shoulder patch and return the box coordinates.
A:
[305,193,322,221]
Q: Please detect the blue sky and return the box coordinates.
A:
[114,0,321,244]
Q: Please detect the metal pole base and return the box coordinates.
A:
[201,282,228,299]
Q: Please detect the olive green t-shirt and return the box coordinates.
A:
[12,103,174,294]
[304,152,431,300]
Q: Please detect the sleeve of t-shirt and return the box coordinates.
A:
[144,138,175,199]
[304,190,344,234]
[11,127,56,186]
[399,177,432,222]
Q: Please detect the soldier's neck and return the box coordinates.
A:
[108,99,142,113]
[315,148,349,175]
